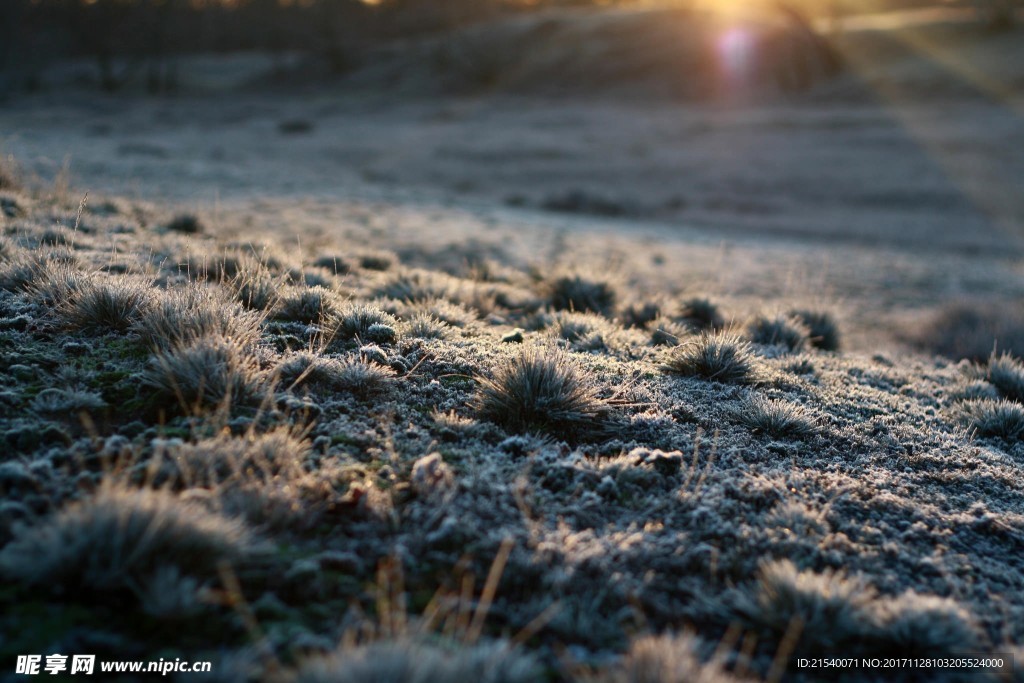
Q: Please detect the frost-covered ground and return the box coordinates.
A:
[2,9,1024,682]
[5,92,1024,355]
[2,176,1024,681]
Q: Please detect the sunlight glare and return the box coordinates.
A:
[717,26,756,85]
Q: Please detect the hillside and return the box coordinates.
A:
[330,5,1024,100]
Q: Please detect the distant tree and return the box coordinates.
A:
[68,0,139,91]
[7,0,771,96]
[143,0,183,93]
[0,0,31,95]
[378,0,509,35]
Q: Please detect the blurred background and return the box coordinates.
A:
[0,0,1019,97]
[1,0,1023,357]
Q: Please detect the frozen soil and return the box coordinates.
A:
[1,182,1023,681]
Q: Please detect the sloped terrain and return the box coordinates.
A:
[2,180,1023,681]
[336,6,834,99]
[333,5,1024,102]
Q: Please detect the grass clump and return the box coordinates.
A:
[135,284,264,350]
[662,333,758,384]
[914,300,1024,361]
[143,335,265,412]
[475,347,612,439]
[984,351,1024,403]
[734,559,877,652]
[359,252,395,271]
[0,154,22,191]
[331,303,400,343]
[790,309,841,351]
[229,262,282,311]
[57,274,152,334]
[603,633,738,683]
[275,285,338,324]
[166,213,203,234]
[280,352,394,398]
[422,298,478,328]
[732,560,982,662]
[872,592,981,656]
[0,255,46,294]
[328,358,396,397]
[277,351,329,389]
[170,429,308,487]
[312,255,352,275]
[649,316,688,347]
[377,270,451,303]
[621,300,662,329]
[26,258,88,305]
[554,311,612,351]
[948,380,1000,403]
[678,297,725,332]
[735,396,817,439]
[747,315,810,352]
[31,388,107,413]
[0,485,252,594]
[407,312,450,340]
[958,399,1024,439]
[547,272,617,316]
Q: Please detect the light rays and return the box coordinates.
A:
[835,12,1024,240]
